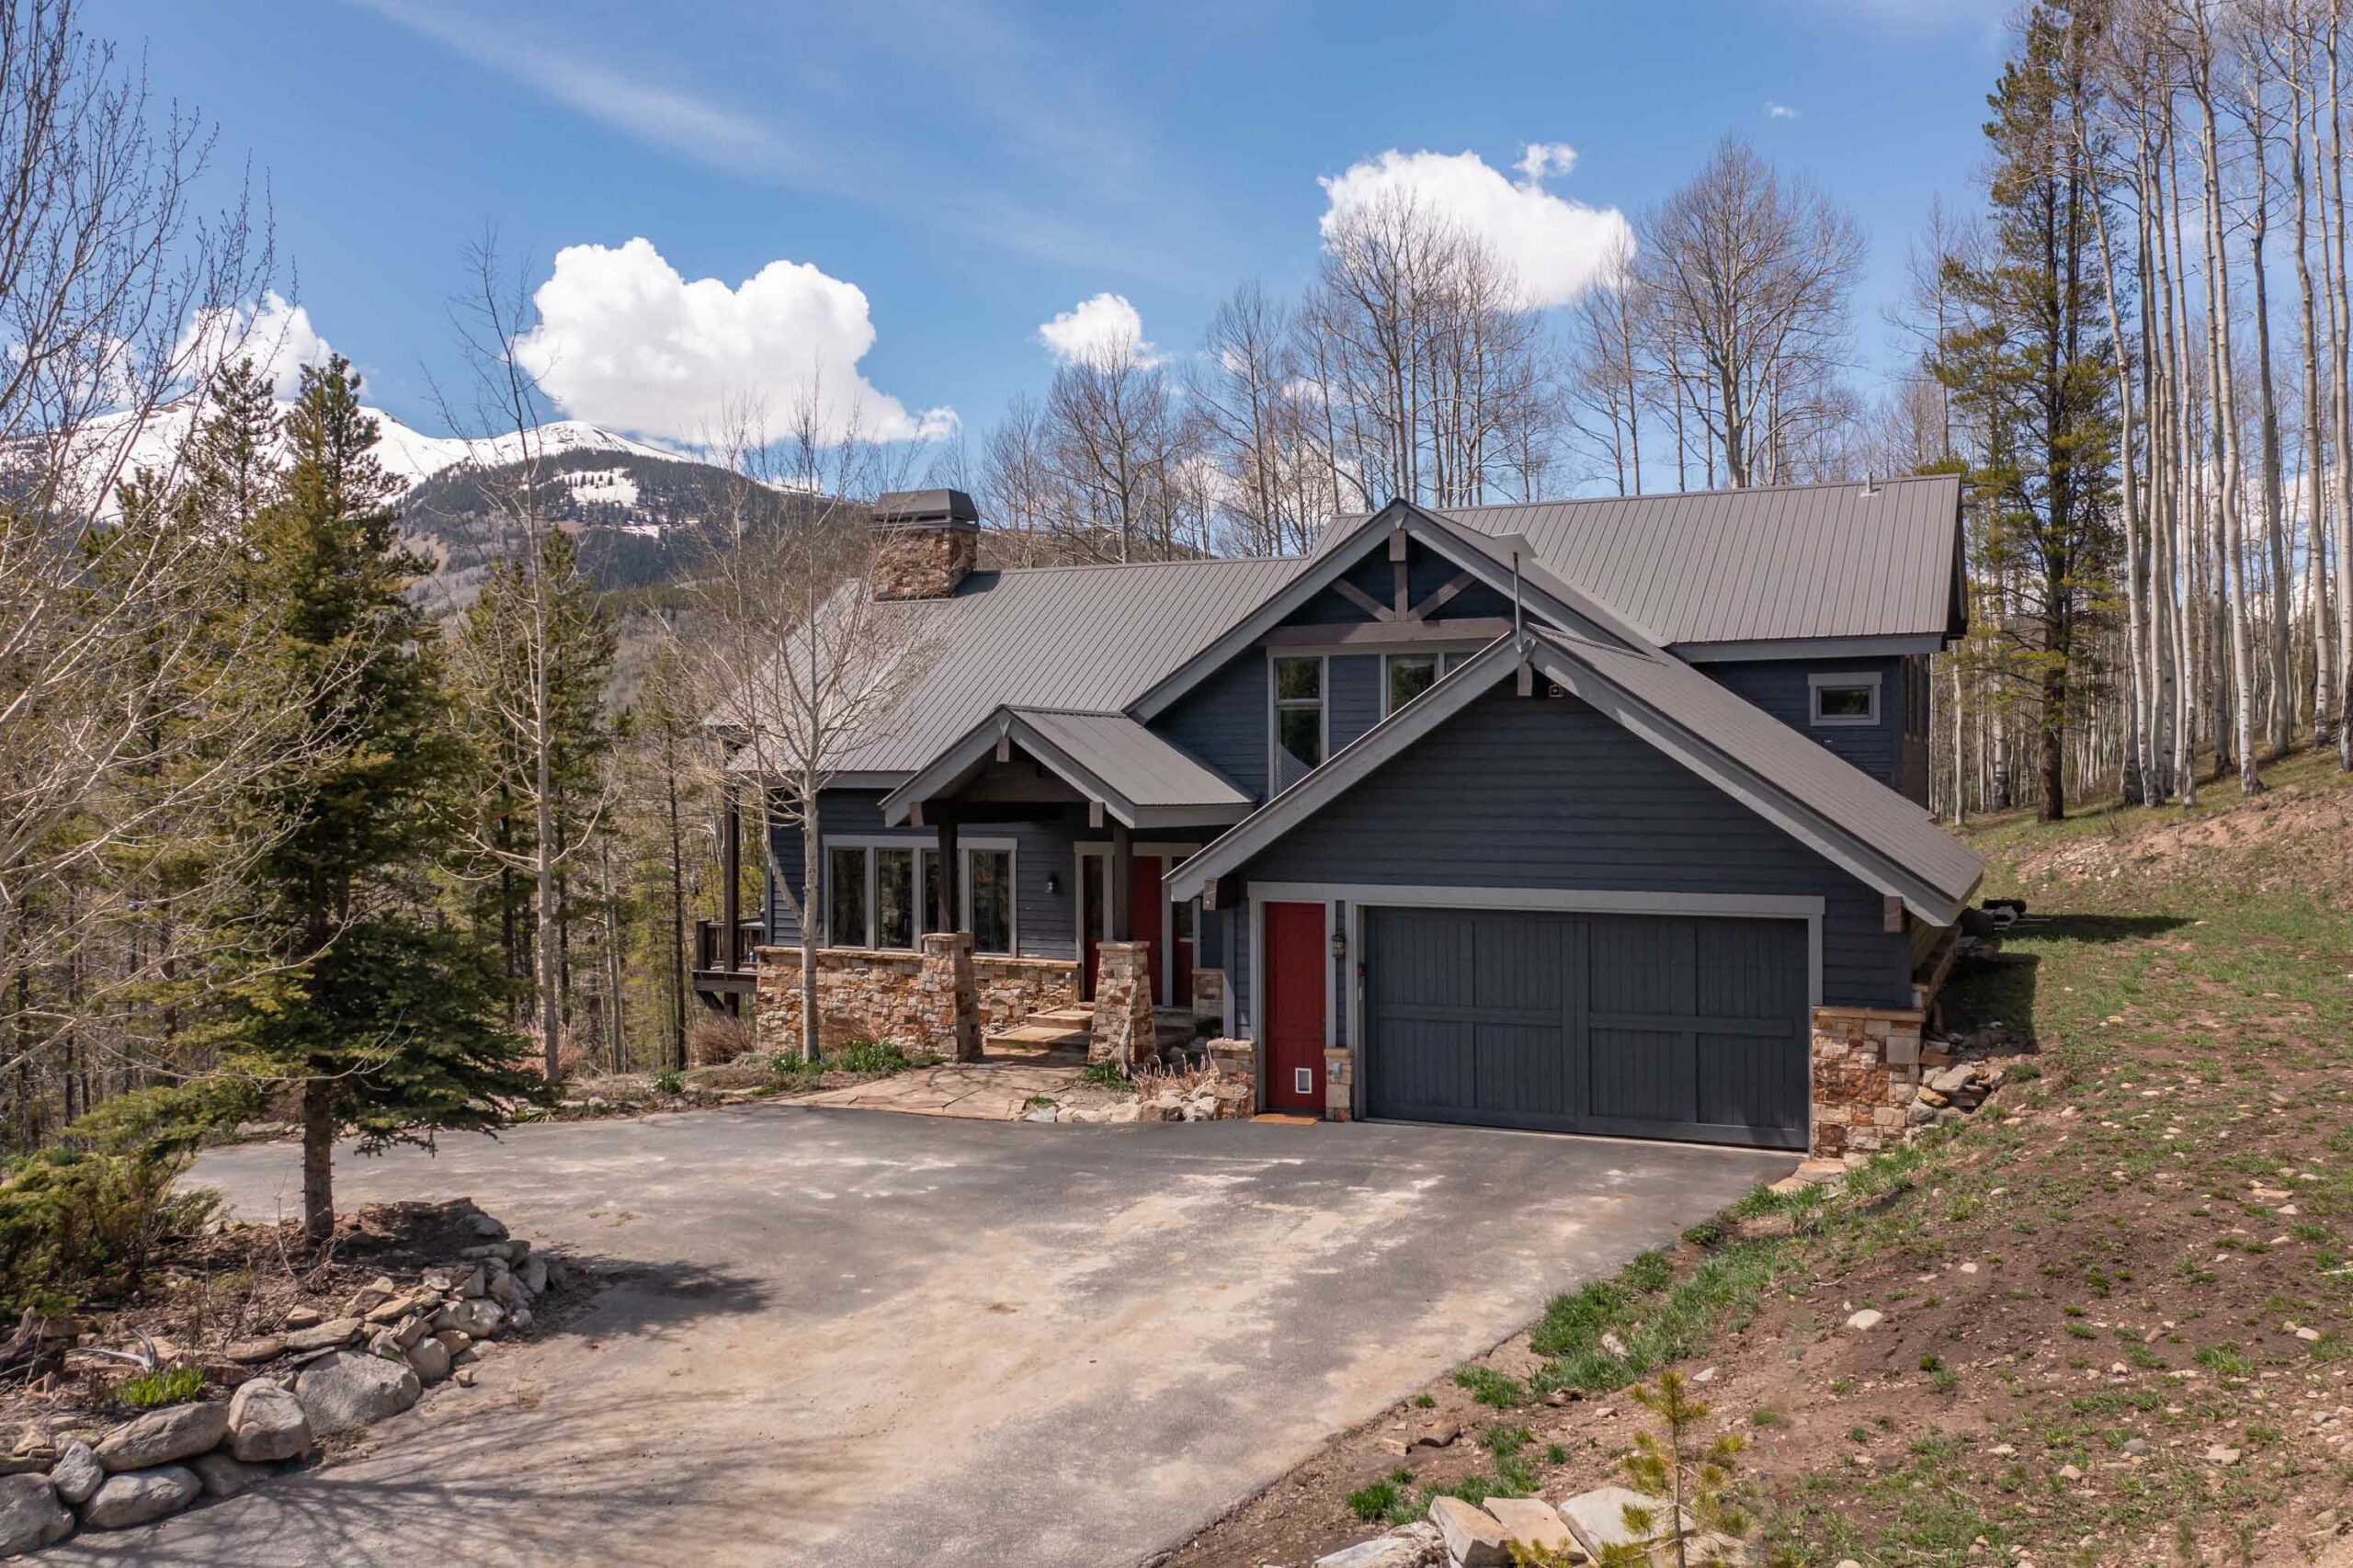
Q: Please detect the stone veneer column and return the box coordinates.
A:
[1322,1048,1353,1122]
[1087,942,1156,1074]
[915,933,981,1062]
[1808,1006,1926,1159]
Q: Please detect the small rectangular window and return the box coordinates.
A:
[969,848,1013,955]
[827,846,869,947]
[1810,675,1880,727]
[1384,653,1438,715]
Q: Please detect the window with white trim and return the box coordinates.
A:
[824,839,1016,955]
[1383,653,1438,715]
[1273,655,1324,783]
[1809,673,1881,727]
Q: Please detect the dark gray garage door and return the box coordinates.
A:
[1360,908,1808,1149]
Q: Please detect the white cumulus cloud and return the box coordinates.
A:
[513,237,954,447]
[1317,145,1633,310]
[178,291,333,398]
[1514,142,1580,182]
[1036,291,1157,369]
[1765,101,1801,120]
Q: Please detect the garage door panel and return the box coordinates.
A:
[1362,906,1807,1150]
[1695,1028,1804,1132]
[1589,1027,1687,1124]
[1472,914,1565,1010]
[1378,1017,1475,1114]
[1588,915,1696,1015]
[1695,920,1808,1020]
[1474,1022,1574,1119]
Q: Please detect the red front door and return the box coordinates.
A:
[1131,854,1164,1003]
[1083,854,1164,1003]
[1263,902,1326,1113]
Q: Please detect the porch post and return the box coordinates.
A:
[1109,819,1132,942]
[936,818,960,932]
[720,779,742,970]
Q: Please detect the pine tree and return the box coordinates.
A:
[1934,0,2122,822]
[214,356,540,1245]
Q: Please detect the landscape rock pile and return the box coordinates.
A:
[1309,1483,1737,1568]
[0,1204,569,1557]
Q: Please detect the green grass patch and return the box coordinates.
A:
[117,1365,205,1409]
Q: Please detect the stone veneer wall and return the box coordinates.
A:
[1190,967,1225,1024]
[1322,1048,1354,1122]
[755,947,1077,1055]
[1809,1006,1925,1158]
[870,526,978,601]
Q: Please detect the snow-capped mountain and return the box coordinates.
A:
[90,398,682,500]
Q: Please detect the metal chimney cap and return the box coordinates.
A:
[873,488,980,529]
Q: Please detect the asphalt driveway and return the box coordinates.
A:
[57,1107,1790,1567]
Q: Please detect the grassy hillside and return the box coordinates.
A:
[1176,751,2353,1568]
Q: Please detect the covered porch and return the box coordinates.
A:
[872,705,1250,1068]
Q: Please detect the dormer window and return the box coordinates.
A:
[1810,673,1881,727]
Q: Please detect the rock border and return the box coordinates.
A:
[0,1210,571,1557]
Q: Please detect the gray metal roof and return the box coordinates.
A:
[1011,709,1253,812]
[836,556,1313,776]
[1325,474,1964,647]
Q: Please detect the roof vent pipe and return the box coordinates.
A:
[1861,471,1879,498]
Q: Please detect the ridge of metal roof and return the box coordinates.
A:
[879,704,1252,830]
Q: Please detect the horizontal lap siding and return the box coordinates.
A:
[1703,657,1904,791]
[1240,687,1914,1010]
[1156,654,1267,801]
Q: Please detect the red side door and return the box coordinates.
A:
[1263,902,1327,1113]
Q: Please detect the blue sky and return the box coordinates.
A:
[95,0,2013,457]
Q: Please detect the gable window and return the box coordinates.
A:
[1809,673,1881,728]
[1384,653,1438,715]
[1273,655,1325,785]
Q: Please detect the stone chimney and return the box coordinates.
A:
[870,488,980,600]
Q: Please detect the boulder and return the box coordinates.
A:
[1927,1064,1976,1096]
[1428,1495,1511,1567]
[224,1335,285,1364]
[1845,1309,1884,1332]
[282,1317,363,1353]
[293,1353,420,1437]
[188,1450,267,1499]
[520,1256,549,1297]
[0,1473,71,1556]
[461,1210,507,1240]
[346,1278,399,1315]
[506,1305,533,1335]
[94,1402,229,1472]
[389,1313,431,1351]
[435,1298,505,1339]
[49,1439,102,1506]
[405,1336,451,1384]
[81,1465,200,1529]
[434,1329,473,1358]
[226,1378,312,1463]
[279,1305,323,1330]
[1559,1486,1689,1559]
[1315,1521,1444,1568]
[1485,1496,1577,1555]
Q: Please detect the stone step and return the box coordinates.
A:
[1028,1006,1095,1028]
[991,1023,1090,1048]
